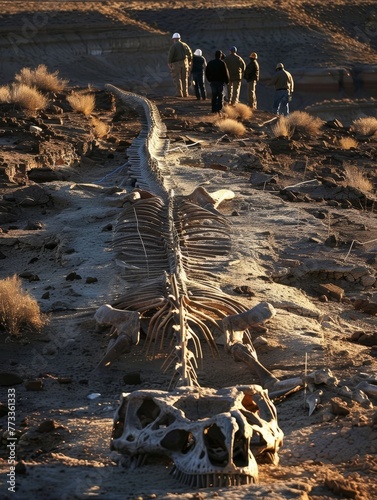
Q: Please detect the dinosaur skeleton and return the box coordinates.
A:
[97,86,288,485]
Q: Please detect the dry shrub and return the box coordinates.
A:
[0,275,48,336]
[351,117,377,136]
[337,137,358,150]
[344,164,373,192]
[223,103,253,121]
[223,104,238,119]
[91,116,110,139]
[67,91,95,116]
[287,111,323,135]
[215,118,246,137]
[9,83,48,111]
[15,64,68,93]
[271,116,294,138]
[0,85,11,103]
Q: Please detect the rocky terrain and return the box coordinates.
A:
[0,2,377,500]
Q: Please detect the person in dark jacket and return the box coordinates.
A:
[244,52,260,108]
[205,50,230,112]
[191,49,207,100]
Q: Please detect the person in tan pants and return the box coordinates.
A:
[224,46,246,105]
[168,32,193,97]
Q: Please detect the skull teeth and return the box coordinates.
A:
[170,465,256,487]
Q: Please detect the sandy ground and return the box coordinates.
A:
[0,2,377,500]
[0,89,376,499]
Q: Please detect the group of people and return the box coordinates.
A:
[167,33,294,116]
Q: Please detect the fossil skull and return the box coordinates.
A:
[110,385,283,487]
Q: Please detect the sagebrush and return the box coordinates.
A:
[215,118,246,136]
[271,116,294,138]
[0,83,48,111]
[67,91,95,115]
[15,64,68,93]
[344,164,374,193]
[351,117,377,136]
[91,116,110,138]
[337,137,358,150]
[223,103,253,121]
[287,111,323,135]
[0,275,48,336]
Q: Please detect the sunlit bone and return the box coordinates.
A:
[110,385,284,487]
[94,304,140,367]
[222,302,302,393]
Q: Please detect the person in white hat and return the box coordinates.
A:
[167,33,193,97]
[271,62,294,115]
[244,52,259,109]
[191,49,207,100]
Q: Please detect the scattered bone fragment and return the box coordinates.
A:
[355,381,377,398]
[222,302,276,346]
[318,283,344,301]
[186,186,235,209]
[306,368,339,387]
[94,304,140,367]
[305,389,323,416]
[330,397,350,416]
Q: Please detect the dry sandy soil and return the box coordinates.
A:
[1,2,377,500]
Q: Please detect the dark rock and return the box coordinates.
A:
[25,379,44,391]
[86,277,98,284]
[325,118,344,129]
[233,285,255,296]
[27,167,66,183]
[330,397,350,416]
[357,333,377,346]
[0,402,8,417]
[11,185,51,206]
[324,234,338,247]
[19,272,40,282]
[15,460,27,475]
[65,272,82,281]
[0,372,24,386]
[57,377,72,384]
[123,372,142,385]
[354,299,377,315]
[24,221,44,230]
[44,241,58,250]
[36,419,60,433]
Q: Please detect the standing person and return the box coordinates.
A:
[271,62,294,115]
[167,32,193,97]
[205,50,230,113]
[244,52,259,109]
[224,46,246,105]
[191,49,207,100]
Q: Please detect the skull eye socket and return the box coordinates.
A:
[241,393,258,413]
[203,424,229,467]
[136,398,161,428]
[161,430,195,453]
